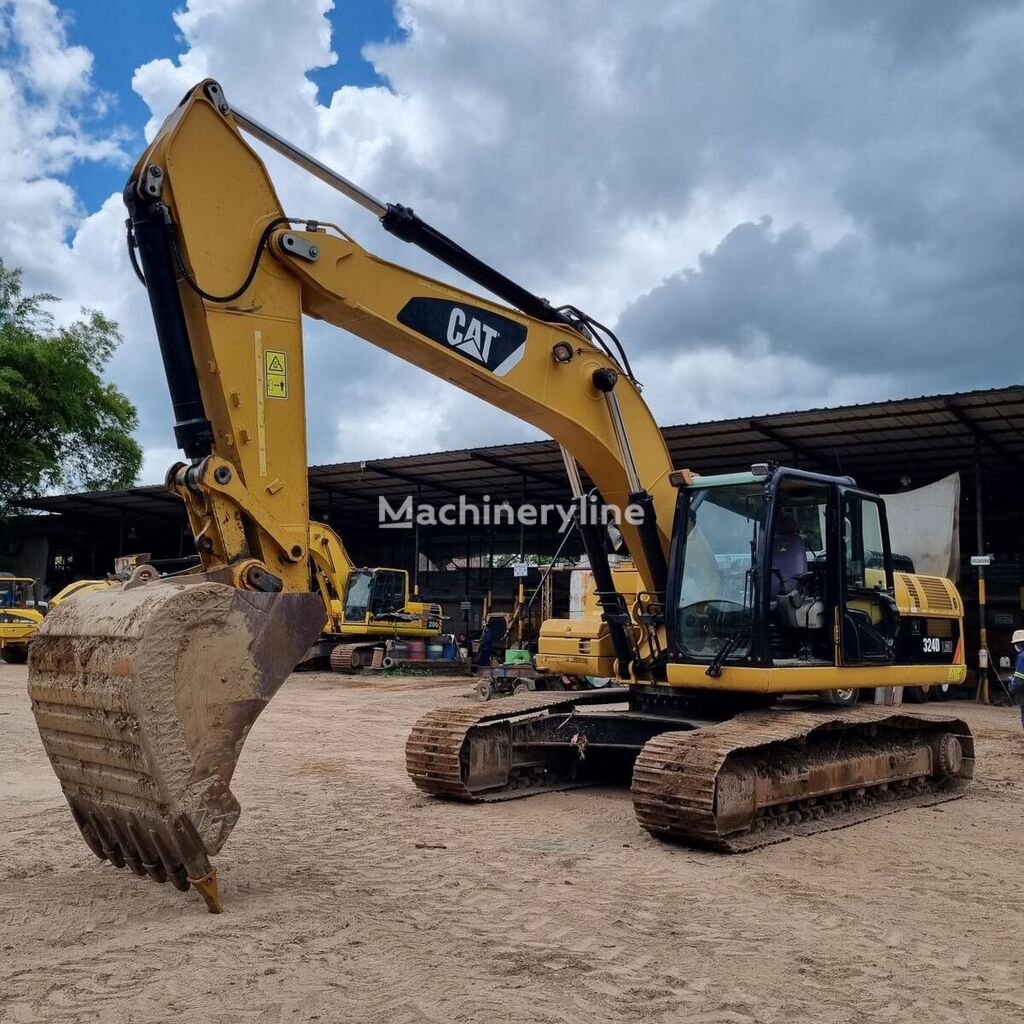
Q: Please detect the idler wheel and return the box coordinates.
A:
[932,733,963,778]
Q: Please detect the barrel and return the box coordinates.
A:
[441,641,457,661]
[406,640,426,661]
[426,642,444,661]
[390,640,409,662]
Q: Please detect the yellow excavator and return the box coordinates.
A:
[1,574,120,663]
[304,530,443,671]
[27,80,973,913]
[0,574,44,663]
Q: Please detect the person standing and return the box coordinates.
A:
[475,621,496,667]
[1009,630,1024,730]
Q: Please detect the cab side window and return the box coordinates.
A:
[371,571,406,615]
[840,491,896,663]
[843,495,885,590]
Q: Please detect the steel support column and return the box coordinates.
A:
[975,441,989,703]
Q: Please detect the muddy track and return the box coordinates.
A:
[405,688,628,799]
[631,705,974,850]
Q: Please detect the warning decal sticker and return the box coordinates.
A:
[264,349,288,399]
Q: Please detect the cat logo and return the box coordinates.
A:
[396,297,528,377]
[446,307,500,364]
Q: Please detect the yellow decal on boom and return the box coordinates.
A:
[254,331,267,476]
[264,349,288,399]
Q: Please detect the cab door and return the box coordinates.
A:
[341,570,374,625]
[369,570,409,618]
[838,489,899,664]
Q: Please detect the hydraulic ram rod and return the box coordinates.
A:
[230,105,388,218]
[225,88,576,330]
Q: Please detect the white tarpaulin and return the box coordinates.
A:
[880,472,961,580]
[570,569,588,619]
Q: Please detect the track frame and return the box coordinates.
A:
[406,692,975,849]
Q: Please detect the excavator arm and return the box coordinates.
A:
[27,79,678,911]
[126,79,676,601]
[130,79,679,675]
[27,78,976,908]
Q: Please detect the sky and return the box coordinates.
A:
[0,0,1021,485]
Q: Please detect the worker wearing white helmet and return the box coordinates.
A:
[1010,629,1024,730]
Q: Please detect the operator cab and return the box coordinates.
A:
[341,568,410,624]
[666,466,899,672]
[0,575,43,613]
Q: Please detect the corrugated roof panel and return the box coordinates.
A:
[18,384,1023,519]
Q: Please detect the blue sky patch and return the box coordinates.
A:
[51,0,399,214]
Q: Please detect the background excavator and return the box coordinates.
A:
[1,574,118,663]
[303,524,443,672]
[0,574,45,663]
[27,80,973,913]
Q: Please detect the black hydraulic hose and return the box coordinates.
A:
[380,204,580,332]
[127,222,147,286]
[128,209,299,304]
[165,215,293,304]
[556,304,637,382]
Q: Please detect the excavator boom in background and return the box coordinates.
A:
[27,80,973,912]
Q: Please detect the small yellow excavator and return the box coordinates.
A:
[0,574,44,663]
[1,575,121,663]
[304,528,442,671]
[27,80,973,912]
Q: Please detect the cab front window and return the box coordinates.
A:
[342,571,374,622]
[0,579,35,609]
[674,483,765,659]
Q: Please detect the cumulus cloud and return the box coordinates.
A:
[1,0,1021,484]
[132,0,337,142]
[0,0,127,292]
[633,338,893,427]
[617,212,1023,394]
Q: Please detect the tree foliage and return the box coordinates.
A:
[0,258,142,517]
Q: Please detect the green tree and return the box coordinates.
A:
[0,258,142,517]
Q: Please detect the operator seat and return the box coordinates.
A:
[770,516,808,598]
[771,515,825,637]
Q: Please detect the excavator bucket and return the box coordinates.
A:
[27,577,325,912]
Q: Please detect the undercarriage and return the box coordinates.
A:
[406,689,974,851]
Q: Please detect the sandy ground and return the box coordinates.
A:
[2,663,1024,1024]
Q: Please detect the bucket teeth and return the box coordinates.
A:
[27,578,325,912]
[188,869,223,914]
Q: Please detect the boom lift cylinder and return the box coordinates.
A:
[124,185,213,459]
